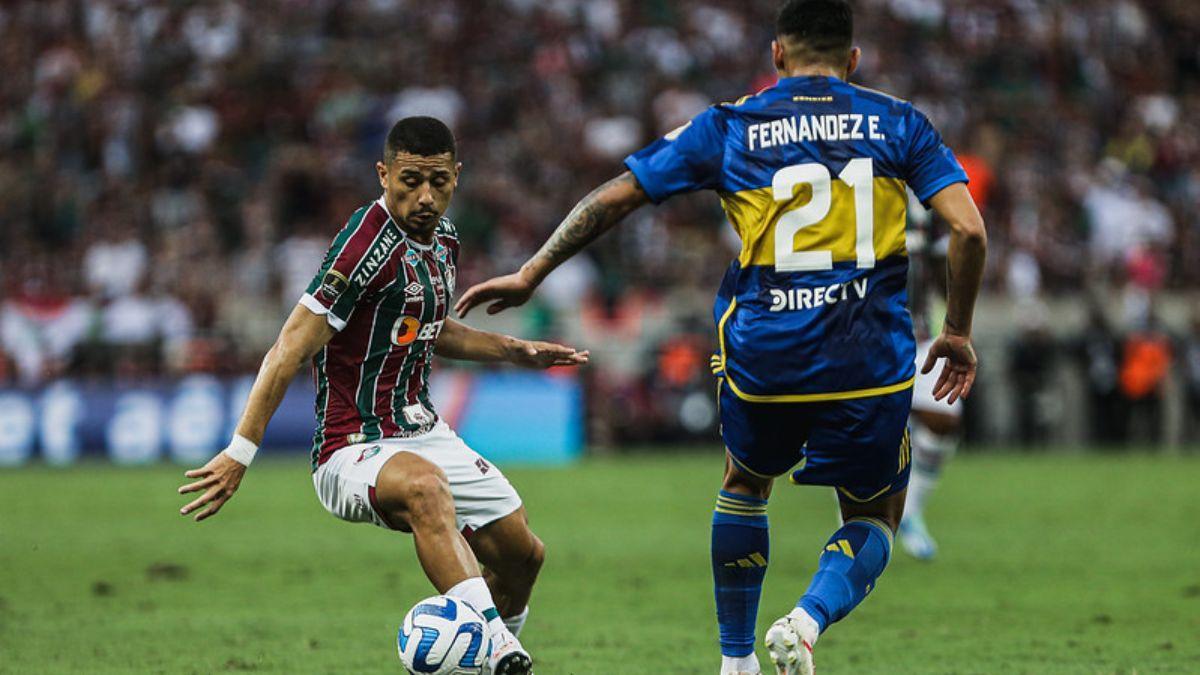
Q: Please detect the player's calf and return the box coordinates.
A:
[791,489,902,639]
[714,455,773,674]
[471,508,545,637]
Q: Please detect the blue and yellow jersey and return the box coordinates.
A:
[624,75,967,402]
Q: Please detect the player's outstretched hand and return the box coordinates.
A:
[455,272,535,318]
[508,339,590,370]
[921,331,977,405]
[178,451,247,522]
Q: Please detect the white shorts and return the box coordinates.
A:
[312,420,523,535]
[912,339,963,417]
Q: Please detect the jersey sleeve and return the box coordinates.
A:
[300,215,374,331]
[903,108,969,206]
[623,106,726,204]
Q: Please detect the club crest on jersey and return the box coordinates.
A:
[355,445,381,464]
[401,403,433,427]
[318,270,349,302]
[404,248,421,266]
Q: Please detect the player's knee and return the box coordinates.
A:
[502,534,545,584]
[840,491,905,533]
[379,465,453,526]
[525,536,546,577]
[404,471,453,511]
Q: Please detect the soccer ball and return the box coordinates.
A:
[397,595,491,674]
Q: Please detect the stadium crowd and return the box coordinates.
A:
[1,0,1198,442]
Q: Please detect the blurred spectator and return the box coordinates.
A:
[1072,301,1124,445]
[1008,303,1058,446]
[1118,308,1173,445]
[99,277,193,378]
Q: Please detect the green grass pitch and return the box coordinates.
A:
[1,451,1198,674]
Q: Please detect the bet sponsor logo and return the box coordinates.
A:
[390,316,444,346]
[391,316,422,346]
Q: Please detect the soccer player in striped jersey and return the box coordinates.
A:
[178,117,587,675]
[457,2,987,673]
[900,200,964,561]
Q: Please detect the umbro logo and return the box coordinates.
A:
[404,282,424,299]
[475,458,491,475]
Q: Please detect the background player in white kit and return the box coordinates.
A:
[900,210,964,561]
[176,117,587,675]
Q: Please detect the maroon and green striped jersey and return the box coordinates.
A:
[300,197,460,470]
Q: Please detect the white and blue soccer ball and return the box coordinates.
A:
[397,595,491,674]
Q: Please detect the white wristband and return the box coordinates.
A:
[223,434,259,466]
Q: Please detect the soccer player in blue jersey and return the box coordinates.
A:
[457,1,987,673]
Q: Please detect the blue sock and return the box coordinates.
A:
[711,490,769,657]
[798,517,893,632]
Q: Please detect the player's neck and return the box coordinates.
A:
[778,65,845,80]
[396,222,435,246]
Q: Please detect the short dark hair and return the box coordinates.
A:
[384,116,456,162]
[776,0,854,59]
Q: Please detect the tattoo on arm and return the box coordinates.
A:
[528,173,645,277]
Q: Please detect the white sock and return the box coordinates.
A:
[905,465,936,518]
[905,422,958,518]
[787,607,821,647]
[720,652,760,673]
[445,577,508,638]
[503,606,529,637]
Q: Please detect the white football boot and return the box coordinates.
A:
[764,609,819,675]
[898,513,938,561]
[486,628,533,675]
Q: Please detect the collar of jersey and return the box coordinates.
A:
[376,195,434,251]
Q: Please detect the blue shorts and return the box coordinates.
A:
[718,380,913,503]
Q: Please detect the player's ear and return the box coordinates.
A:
[453,161,463,188]
[376,161,388,189]
[846,47,861,79]
[771,39,786,73]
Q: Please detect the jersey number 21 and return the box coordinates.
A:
[773,157,876,272]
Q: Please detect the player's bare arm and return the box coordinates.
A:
[454,171,649,317]
[434,318,589,369]
[922,182,988,405]
[177,305,335,521]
